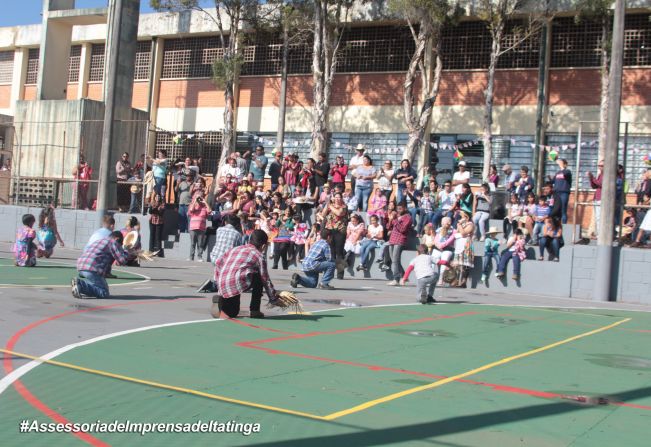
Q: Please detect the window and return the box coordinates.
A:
[88,43,105,82]
[551,17,604,68]
[25,48,39,84]
[67,45,81,83]
[337,26,414,73]
[160,37,228,79]
[134,40,152,80]
[624,13,651,66]
[0,51,13,84]
[155,131,223,174]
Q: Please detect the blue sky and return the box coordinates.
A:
[0,1,156,27]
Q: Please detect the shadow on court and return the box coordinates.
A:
[245,386,651,447]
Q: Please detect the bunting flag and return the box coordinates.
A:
[644,153,651,166]
[453,148,464,161]
[548,149,559,162]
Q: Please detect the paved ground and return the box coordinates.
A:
[1,241,650,446]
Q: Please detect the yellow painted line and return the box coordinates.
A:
[323,317,631,420]
[0,348,327,421]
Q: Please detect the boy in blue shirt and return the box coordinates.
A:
[532,195,551,244]
[481,227,501,283]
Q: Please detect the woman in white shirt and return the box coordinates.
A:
[357,215,385,272]
[376,160,395,201]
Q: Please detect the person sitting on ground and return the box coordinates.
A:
[532,194,551,244]
[399,244,438,304]
[290,229,336,290]
[71,231,129,299]
[387,202,413,286]
[344,213,366,274]
[431,217,455,286]
[36,205,64,259]
[14,214,38,267]
[358,214,384,272]
[539,217,563,262]
[480,227,501,284]
[496,228,527,281]
[120,216,142,267]
[211,230,278,319]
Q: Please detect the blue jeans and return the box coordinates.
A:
[482,252,500,275]
[178,204,189,233]
[77,270,110,298]
[558,191,570,224]
[396,186,405,204]
[359,239,382,267]
[418,211,434,233]
[497,250,521,276]
[297,261,336,287]
[408,207,419,228]
[154,176,166,197]
[539,237,561,259]
[533,221,544,242]
[129,192,140,213]
[354,184,372,212]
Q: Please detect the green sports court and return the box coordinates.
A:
[2,301,650,446]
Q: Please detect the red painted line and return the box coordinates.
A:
[228,318,296,334]
[3,297,201,446]
[238,312,478,347]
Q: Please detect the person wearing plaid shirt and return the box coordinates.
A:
[72,231,129,299]
[210,215,243,264]
[211,230,277,319]
[290,229,336,290]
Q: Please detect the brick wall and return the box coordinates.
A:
[437,70,538,106]
[549,68,651,106]
[132,81,149,110]
[87,82,103,101]
[0,85,10,108]
[66,83,78,100]
[23,85,36,100]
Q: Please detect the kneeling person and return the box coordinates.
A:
[290,229,336,290]
[400,244,438,304]
[72,231,129,299]
[212,230,278,319]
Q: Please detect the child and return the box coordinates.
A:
[291,215,309,262]
[36,206,64,258]
[187,195,211,262]
[15,214,38,266]
[532,195,550,244]
[539,217,563,261]
[621,208,636,244]
[343,188,357,212]
[503,193,523,239]
[496,228,527,281]
[481,227,501,283]
[418,188,436,235]
[399,244,437,304]
[254,183,265,198]
[420,223,436,253]
[344,214,366,274]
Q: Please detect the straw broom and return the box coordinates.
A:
[267,290,304,314]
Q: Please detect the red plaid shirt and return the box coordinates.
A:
[388,213,412,246]
[214,244,277,300]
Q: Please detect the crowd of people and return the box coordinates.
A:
[12,143,651,311]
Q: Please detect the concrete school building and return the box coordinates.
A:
[0,3,650,184]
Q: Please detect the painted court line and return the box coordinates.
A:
[0,348,327,421]
[322,317,631,420]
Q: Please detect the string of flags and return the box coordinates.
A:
[152,124,651,161]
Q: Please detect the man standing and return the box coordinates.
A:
[452,161,470,196]
[387,202,413,286]
[314,152,330,195]
[249,145,268,182]
[330,155,348,191]
[115,152,132,212]
[71,231,129,299]
[552,158,572,224]
[211,230,278,319]
[587,160,604,238]
[349,145,365,192]
[290,229,336,290]
[198,214,243,293]
[269,150,283,191]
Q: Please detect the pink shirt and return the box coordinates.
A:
[188,206,209,231]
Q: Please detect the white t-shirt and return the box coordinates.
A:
[367,224,384,239]
[349,155,364,177]
[453,171,470,195]
[408,254,436,280]
[438,190,457,210]
[222,165,242,180]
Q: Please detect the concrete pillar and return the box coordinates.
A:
[147,37,163,156]
[37,0,75,100]
[77,42,92,99]
[10,48,28,112]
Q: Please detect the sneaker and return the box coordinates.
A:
[480,274,486,283]
[495,272,505,278]
[196,258,204,263]
[356,265,364,271]
[71,278,81,299]
[249,310,265,319]
[387,280,398,286]
[197,278,215,293]
[427,296,437,304]
[318,283,335,290]
[290,273,299,288]
[512,274,520,281]
[105,273,117,279]
[186,257,193,262]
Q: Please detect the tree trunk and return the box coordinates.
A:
[220,82,235,167]
[483,28,502,181]
[276,19,289,152]
[311,0,328,159]
[598,23,610,162]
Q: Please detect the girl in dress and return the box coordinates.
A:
[36,206,64,258]
[14,214,38,267]
[291,215,309,262]
[344,214,366,274]
[453,210,475,288]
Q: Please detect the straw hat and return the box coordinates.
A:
[355,144,365,152]
[486,226,501,235]
[123,230,139,249]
